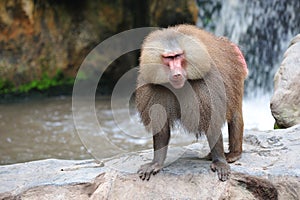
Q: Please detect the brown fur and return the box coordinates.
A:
[136,24,248,181]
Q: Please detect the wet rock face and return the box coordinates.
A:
[1,125,300,199]
[271,34,300,128]
[0,0,197,92]
[0,0,124,87]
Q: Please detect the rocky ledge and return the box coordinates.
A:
[1,125,300,200]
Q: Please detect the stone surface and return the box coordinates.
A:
[0,0,197,92]
[1,125,300,199]
[271,34,300,128]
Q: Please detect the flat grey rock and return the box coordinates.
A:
[1,125,300,199]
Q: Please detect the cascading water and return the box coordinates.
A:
[197,0,300,130]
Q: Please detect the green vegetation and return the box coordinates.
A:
[0,79,14,94]
[0,70,75,95]
[273,122,285,129]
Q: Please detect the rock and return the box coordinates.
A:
[0,0,197,94]
[271,34,300,128]
[149,0,198,27]
[1,125,300,199]
[0,0,139,91]
[0,159,105,199]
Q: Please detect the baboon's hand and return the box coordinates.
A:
[137,162,162,181]
[210,160,231,181]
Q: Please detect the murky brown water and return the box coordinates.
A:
[0,97,88,164]
[0,94,273,165]
[0,96,194,165]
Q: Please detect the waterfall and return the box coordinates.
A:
[197,0,300,97]
[197,0,300,130]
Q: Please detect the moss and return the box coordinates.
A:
[0,70,75,95]
[0,79,15,94]
[273,122,285,129]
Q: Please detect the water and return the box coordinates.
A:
[0,95,273,165]
[242,95,274,130]
[0,96,197,165]
[198,0,300,95]
[197,0,299,131]
[214,0,300,96]
[0,97,90,165]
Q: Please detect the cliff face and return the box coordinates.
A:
[0,0,124,87]
[0,0,197,93]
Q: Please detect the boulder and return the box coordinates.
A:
[271,34,300,128]
[1,125,300,199]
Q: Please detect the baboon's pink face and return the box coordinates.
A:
[161,51,187,89]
